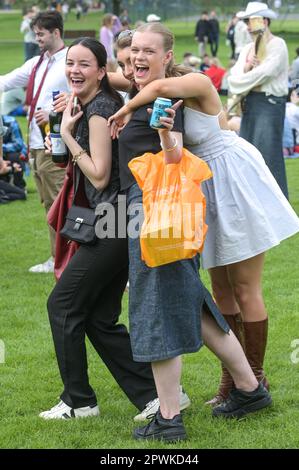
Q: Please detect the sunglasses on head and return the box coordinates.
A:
[118,29,135,40]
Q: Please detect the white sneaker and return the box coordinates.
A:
[39,400,100,420]
[29,257,54,273]
[133,386,191,422]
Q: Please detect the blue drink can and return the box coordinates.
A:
[150,97,172,129]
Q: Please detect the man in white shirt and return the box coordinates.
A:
[228,2,289,197]
[0,11,70,272]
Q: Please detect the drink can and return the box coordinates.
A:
[150,97,172,129]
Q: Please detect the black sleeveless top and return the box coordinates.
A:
[118,101,184,190]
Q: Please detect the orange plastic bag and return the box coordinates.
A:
[128,148,212,267]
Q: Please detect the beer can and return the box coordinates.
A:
[150,97,172,129]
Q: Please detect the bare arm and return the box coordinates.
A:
[108,71,131,92]
[159,130,183,164]
[60,96,112,190]
[63,116,112,190]
[107,73,217,130]
[125,73,212,111]
[157,101,184,164]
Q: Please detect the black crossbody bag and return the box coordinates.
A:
[60,166,98,245]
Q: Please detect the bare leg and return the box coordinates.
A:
[206,265,243,402]
[208,265,239,315]
[209,253,267,322]
[201,311,258,391]
[151,357,181,419]
[134,357,187,441]
[226,253,267,322]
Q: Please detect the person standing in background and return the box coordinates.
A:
[208,11,220,57]
[229,2,289,198]
[289,47,299,86]
[20,6,40,62]
[100,14,117,72]
[120,9,132,27]
[0,11,69,272]
[195,12,211,58]
[226,15,237,60]
[61,2,70,22]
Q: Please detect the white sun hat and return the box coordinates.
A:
[236,2,277,19]
[146,14,161,23]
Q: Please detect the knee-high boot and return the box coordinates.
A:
[243,318,270,390]
[206,313,244,406]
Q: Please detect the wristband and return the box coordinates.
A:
[72,149,86,165]
[161,137,178,152]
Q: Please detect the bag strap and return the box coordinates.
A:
[72,164,80,203]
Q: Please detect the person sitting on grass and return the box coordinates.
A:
[0,114,26,203]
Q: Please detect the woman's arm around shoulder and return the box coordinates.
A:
[107,73,214,130]
[127,73,213,111]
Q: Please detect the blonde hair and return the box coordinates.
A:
[135,22,190,77]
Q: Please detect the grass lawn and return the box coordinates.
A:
[0,12,299,450]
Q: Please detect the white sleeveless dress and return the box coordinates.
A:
[184,106,299,269]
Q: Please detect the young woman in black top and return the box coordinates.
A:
[114,22,271,442]
[40,38,157,419]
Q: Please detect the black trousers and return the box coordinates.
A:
[210,38,219,57]
[47,234,156,410]
[0,180,26,202]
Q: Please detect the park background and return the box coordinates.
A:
[0,3,299,449]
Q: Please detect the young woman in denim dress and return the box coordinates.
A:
[114,23,272,442]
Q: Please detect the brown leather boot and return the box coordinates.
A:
[206,313,244,406]
[243,318,270,391]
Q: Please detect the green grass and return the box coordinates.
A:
[0,11,298,69]
[1,13,299,450]
[1,164,299,449]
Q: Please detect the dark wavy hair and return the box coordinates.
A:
[67,37,123,106]
[31,11,64,37]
